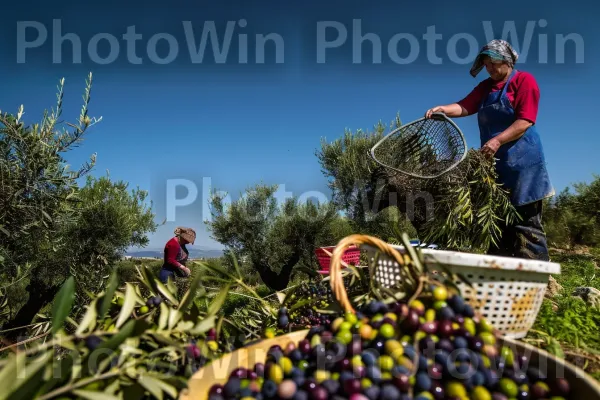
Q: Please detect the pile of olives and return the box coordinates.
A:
[208,285,573,400]
[285,276,365,329]
[285,281,336,328]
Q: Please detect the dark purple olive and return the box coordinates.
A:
[394,303,409,319]
[421,321,438,334]
[551,378,570,395]
[85,335,102,350]
[428,363,443,380]
[468,336,484,352]
[303,379,317,392]
[393,374,410,392]
[298,340,311,354]
[320,331,333,344]
[343,378,361,395]
[436,338,454,354]
[517,354,530,369]
[419,336,436,353]
[431,381,444,399]
[454,328,473,339]
[437,320,453,338]
[230,368,249,379]
[371,340,385,353]
[209,384,224,396]
[401,310,420,332]
[436,306,455,321]
[254,363,265,377]
[310,386,328,400]
[339,358,351,371]
[353,365,366,378]
[285,342,296,355]
[349,339,362,356]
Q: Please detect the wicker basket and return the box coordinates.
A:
[337,235,561,339]
[180,234,592,400]
[498,336,600,399]
[181,333,600,400]
[180,329,310,400]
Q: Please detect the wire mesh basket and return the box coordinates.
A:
[370,112,468,179]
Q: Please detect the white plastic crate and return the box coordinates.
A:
[362,244,561,339]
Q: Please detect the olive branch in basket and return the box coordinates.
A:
[327,233,474,313]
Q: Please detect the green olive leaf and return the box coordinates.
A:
[167,308,182,330]
[155,280,179,306]
[158,303,169,331]
[115,283,139,328]
[72,390,120,400]
[51,276,76,334]
[189,315,217,335]
[76,297,98,335]
[5,351,53,400]
[98,271,119,319]
[207,284,230,317]
[178,269,205,312]
[138,374,178,399]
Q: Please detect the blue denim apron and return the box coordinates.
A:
[477,70,554,206]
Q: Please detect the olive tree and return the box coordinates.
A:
[1,74,157,339]
[205,183,353,291]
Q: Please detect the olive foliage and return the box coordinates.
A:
[0,73,157,338]
[205,184,354,291]
[316,114,520,252]
[543,175,600,248]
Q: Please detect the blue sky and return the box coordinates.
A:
[0,0,596,250]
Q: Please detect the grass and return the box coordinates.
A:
[525,248,600,380]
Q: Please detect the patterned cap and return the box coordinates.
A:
[470,39,519,77]
[175,226,196,244]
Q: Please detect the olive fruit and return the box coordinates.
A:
[84,335,102,350]
[209,286,573,400]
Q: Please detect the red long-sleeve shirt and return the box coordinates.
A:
[457,70,540,124]
[163,237,185,269]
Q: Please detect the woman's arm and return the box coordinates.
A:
[425,103,469,118]
[425,81,487,119]
[481,119,532,157]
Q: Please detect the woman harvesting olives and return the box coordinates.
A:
[425,39,554,261]
[158,226,196,283]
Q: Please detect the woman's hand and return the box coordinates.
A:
[180,266,191,276]
[481,138,502,158]
[425,106,446,118]
[425,103,468,118]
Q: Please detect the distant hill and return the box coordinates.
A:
[125,248,224,259]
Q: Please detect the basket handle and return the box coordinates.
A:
[329,234,408,314]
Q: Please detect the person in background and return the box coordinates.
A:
[159,226,195,283]
[424,39,554,261]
